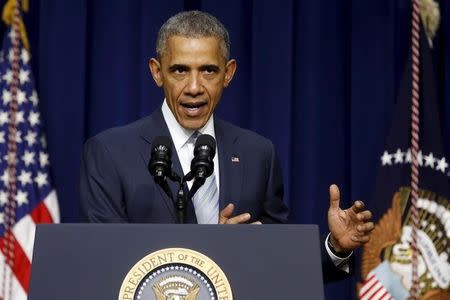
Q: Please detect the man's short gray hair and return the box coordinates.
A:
[156,10,230,61]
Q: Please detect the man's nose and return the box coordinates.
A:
[185,73,203,96]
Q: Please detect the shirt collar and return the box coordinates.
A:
[161,99,216,152]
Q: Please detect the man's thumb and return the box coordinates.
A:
[220,203,234,218]
[329,184,340,210]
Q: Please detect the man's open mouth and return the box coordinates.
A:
[180,101,208,117]
[180,102,207,109]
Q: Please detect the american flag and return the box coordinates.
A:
[0,6,59,300]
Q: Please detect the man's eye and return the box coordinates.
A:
[173,68,186,74]
[204,68,216,74]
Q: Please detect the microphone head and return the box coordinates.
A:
[191,134,216,179]
[151,136,172,156]
[149,136,172,179]
[194,134,216,157]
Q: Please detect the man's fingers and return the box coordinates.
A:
[219,203,253,224]
[226,213,251,224]
[357,222,374,233]
[251,221,262,225]
[356,210,372,222]
[219,203,235,224]
[351,235,370,243]
[329,184,340,210]
[350,200,366,214]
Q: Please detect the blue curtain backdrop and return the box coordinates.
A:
[1,0,449,299]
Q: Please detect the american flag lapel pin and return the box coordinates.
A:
[231,155,240,163]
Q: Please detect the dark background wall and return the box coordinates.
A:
[1,0,449,298]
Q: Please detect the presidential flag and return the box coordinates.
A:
[358,1,449,299]
[0,1,59,299]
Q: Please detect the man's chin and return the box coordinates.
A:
[179,119,207,131]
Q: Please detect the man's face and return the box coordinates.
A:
[149,36,236,130]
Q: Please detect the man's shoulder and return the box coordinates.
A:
[89,115,151,145]
[215,118,274,150]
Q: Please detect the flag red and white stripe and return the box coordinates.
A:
[359,272,394,300]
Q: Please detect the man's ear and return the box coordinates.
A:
[149,58,163,87]
[223,59,237,88]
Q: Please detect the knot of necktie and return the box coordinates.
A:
[190,131,200,142]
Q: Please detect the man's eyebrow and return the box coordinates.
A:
[199,64,220,71]
[168,64,189,72]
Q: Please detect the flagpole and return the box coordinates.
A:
[410,0,421,298]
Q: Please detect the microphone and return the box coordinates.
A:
[189,134,216,197]
[148,136,173,199]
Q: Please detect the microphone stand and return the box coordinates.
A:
[156,169,209,224]
[167,171,207,224]
[164,172,184,224]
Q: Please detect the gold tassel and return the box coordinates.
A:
[1,0,30,50]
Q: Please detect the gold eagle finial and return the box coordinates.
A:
[420,0,441,48]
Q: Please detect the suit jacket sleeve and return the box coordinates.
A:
[320,236,354,283]
[79,137,128,222]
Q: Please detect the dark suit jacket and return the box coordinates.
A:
[80,108,289,223]
[79,108,350,281]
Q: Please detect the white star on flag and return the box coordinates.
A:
[18,170,32,186]
[28,111,40,126]
[16,190,28,206]
[381,151,393,165]
[17,89,26,104]
[29,90,38,106]
[25,131,37,146]
[436,157,448,173]
[0,169,9,186]
[16,110,24,124]
[22,150,35,166]
[393,149,404,164]
[424,152,436,168]
[2,69,12,84]
[34,172,48,188]
[21,48,30,64]
[0,191,6,206]
[0,111,7,125]
[39,152,49,168]
[2,89,11,104]
[19,69,30,85]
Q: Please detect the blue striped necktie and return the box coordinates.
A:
[188,132,219,224]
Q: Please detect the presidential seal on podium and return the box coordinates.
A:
[119,248,233,300]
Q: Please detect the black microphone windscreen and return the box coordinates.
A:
[152,136,172,153]
[195,134,216,155]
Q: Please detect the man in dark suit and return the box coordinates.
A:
[80,10,374,281]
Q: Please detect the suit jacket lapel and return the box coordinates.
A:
[138,108,197,223]
[215,119,243,210]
